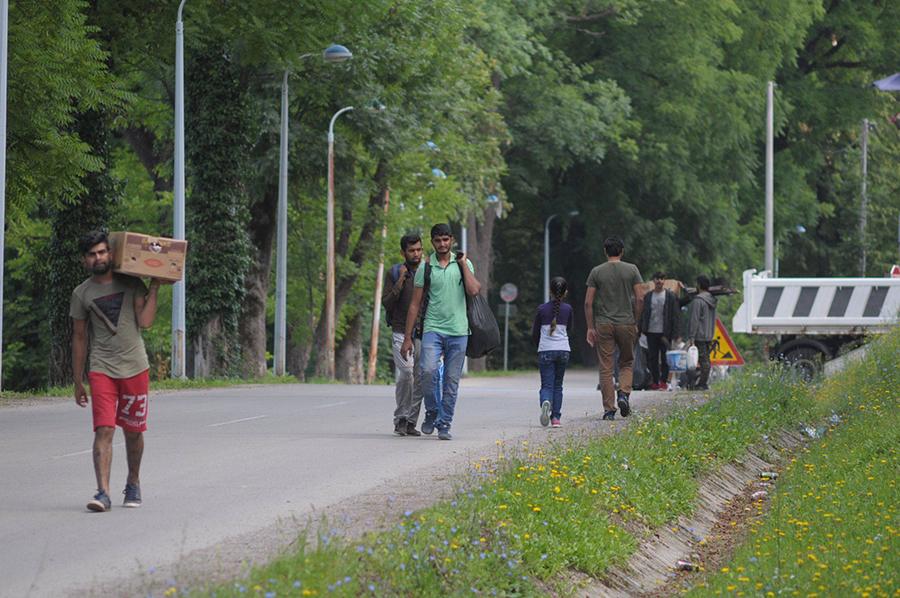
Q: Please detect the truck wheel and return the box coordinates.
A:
[783,347,824,381]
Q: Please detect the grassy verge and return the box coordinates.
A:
[689,333,899,597]
[0,373,305,403]
[193,331,898,597]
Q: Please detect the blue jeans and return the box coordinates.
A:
[538,351,569,420]
[420,332,468,431]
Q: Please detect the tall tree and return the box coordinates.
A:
[183,43,254,375]
[4,0,121,390]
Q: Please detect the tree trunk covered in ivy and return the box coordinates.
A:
[185,45,253,377]
[47,109,117,386]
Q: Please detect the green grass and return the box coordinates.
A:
[190,331,900,597]
[689,332,899,598]
[0,372,305,403]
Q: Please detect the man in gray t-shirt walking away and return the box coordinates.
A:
[585,237,644,420]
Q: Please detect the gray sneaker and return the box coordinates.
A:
[87,490,111,512]
[540,400,551,427]
[122,483,142,508]
[438,429,452,441]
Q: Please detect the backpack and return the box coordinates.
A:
[384,263,403,328]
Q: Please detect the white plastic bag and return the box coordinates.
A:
[687,345,699,370]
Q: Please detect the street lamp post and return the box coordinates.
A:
[325,105,354,379]
[859,118,869,276]
[0,0,8,390]
[543,210,578,302]
[172,0,187,379]
[273,44,351,377]
[764,81,775,274]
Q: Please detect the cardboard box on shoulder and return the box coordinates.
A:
[108,232,187,282]
[637,279,683,297]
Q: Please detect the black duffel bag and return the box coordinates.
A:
[458,263,500,358]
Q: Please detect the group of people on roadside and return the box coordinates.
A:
[381,223,479,441]
[383,231,719,437]
[68,224,715,512]
[536,236,719,424]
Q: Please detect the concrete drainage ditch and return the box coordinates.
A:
[584,429,809,597]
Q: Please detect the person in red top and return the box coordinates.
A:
[70,230,163,512]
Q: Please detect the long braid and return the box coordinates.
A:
[548,276,568,336]
[550,296,560,336]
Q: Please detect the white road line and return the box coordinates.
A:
[311,401,352,409]
[53,442,124,459]
[208,415,268,428]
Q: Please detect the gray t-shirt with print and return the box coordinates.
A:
[70,274,150,379]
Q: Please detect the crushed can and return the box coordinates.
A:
[676,560,698,571]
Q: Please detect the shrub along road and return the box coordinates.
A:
[0,370,687,597]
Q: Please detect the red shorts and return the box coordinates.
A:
[88,370,150,433]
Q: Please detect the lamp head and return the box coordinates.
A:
[323,44,352,63]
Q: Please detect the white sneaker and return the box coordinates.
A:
[540,401,551,427]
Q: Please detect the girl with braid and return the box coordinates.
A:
[531,277,574,427]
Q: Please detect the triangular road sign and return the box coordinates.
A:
[891,264,900,278]
[709,317,745,366]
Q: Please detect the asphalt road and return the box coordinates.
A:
[0,370,672,597]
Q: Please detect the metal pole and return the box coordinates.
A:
[172,0,187,379]
[460,221,468,376]
[274,71,289,375]
[326,106,353,379]
[764,81,775,274]
[503,301,510,371]
[543,214,555,303]
[774,241,779,278]
[366,188,390,384]
[0,0,8,391]
[859,118,869,276]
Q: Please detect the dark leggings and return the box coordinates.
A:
[645,332,668,384]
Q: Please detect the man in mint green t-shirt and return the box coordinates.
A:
[401,224,481,440]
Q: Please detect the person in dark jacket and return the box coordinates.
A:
[687,275,718,390]
[639,272,681,390]
[382,234,424,436]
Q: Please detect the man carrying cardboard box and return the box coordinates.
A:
[70,230,162,512]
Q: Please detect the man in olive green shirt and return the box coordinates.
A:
[584,237,644,420]
[71,230,162,512]
[401,224,481,440]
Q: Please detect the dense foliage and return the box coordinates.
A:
[2,1,898,389]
